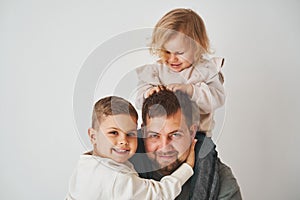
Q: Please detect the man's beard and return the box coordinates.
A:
[147,149,189,175]
[150,152,183,175]
[158,159,181,175]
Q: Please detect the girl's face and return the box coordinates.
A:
[162,34,195,72]
[89,114,138,163]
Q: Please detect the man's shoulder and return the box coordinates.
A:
[189,132,220,199]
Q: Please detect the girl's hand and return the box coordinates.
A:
[186,139,197,168]
[166,83,193,98]
[145,85,166,98]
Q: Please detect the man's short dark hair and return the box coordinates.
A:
[142,89,196,127]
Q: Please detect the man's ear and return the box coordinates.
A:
[189,124,197,138]
[88,128,97,144]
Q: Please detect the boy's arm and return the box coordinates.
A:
[113,163,193,200]
[114,140,196,200]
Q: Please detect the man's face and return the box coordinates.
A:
[143,109,196,174]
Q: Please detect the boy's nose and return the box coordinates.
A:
[118,134,129,145]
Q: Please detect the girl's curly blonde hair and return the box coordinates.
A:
[150,8,212,64]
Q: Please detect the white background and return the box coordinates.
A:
[1,0,300,199]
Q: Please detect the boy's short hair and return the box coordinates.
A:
[92,96,138,130]
[142,89,198,127]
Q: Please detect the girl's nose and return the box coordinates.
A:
[169,53,178,62]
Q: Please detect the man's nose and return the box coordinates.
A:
[159,136,172,149]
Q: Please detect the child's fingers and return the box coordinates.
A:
[145,89,153,98]
[191,139,197,151]
[156,84,167,91]
[154,86,161,93]
[189,139,197,153]
[166,84,176,91]
[146,85,166,98]
[146,88,156,98]
[186,139,197,167]
[167,84,185,92]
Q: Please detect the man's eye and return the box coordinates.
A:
[171,132,183,138]
[148,133,159,138]
[176,52,184,55]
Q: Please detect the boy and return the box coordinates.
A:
[66,96,197,200]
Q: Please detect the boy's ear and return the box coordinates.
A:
[88,128,97,144]
[189,124,197,138]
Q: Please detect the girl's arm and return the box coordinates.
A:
[165,58,225,114]
[188,58,225,114]
[135,64,162,109]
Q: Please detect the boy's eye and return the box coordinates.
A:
[108,131,118,135]
[127,132,137,137]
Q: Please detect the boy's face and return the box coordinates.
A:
[89,114,138,163]
[162,34,195,72]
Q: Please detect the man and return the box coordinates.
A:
[130,90,242,199]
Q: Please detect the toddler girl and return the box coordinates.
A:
[136,8,225,136]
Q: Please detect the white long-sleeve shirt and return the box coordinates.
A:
[135,57,225,135]
[66,154,193,200]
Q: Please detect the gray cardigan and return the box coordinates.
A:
[130,131,242,200]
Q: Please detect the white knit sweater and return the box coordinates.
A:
[66,154,193,200]
[135,57,225,135]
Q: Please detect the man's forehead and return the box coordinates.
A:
[145,111,188,132]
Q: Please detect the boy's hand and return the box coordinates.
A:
[186,139,197,168]
[166,83,193,98]
[145,85,165,98]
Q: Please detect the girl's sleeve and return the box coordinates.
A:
[112,163,193,200]
[135,64,161,109]
[188,58,226,114]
